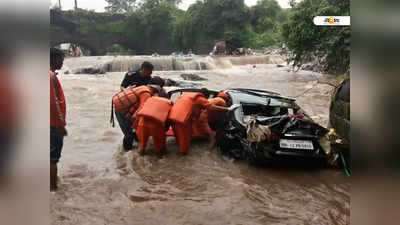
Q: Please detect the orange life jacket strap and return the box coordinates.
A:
[110,98,115,127]
[51,72,65,126]
[110,88,139,126]
[122,89,136,106]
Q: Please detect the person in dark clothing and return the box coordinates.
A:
[116,61,154,151]
[120,61,154,91]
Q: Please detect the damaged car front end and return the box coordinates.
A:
[216,88,329,166]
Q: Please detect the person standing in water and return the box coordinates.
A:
[50,47,67,191]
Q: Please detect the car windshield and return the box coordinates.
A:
[168,89,218,103]
[227,90,296,126]
[241,103,284,117]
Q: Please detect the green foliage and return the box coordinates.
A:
[246,0,287,48]
[63,9,128,37]
[107,43,133,55]
[172,0,252,50]
[62,1,180,51]
[172,1,206,50]
[55,0,349,74]
[248,26,282,49]
[282,0,350,74]
[105,0,137,13]
[172,5,201,50]
[250,0,281,33]
[202,0,250,40]
[56,0,290,53]
[140,0,182,9]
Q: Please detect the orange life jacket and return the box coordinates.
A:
[111,86,151,125]
[168,92,203,124]
[136,97,173,124]
[207,97,226,122]
[50,70,66,128]
[208,97,226,107]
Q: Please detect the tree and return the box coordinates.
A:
[289,0,297,8]
[249,0,282,33]
[105,0,137,13]
[120,0,181,53]
[172,0,252,50]
[139,0,182,9]
[246,0,286,48]
[172,1,204,50]
[282,0,350,74]
[202,0,250,45]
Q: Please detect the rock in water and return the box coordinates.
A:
[180,73,207,81]
[165,78,179,86]
[73,67,106,74]
[128,191,150,202]
[165,78,200,88]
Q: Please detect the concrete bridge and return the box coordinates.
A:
[50,9,180,55]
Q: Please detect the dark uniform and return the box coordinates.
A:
[116,71,152,151]
[121,70,151,88]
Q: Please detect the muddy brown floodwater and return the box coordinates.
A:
[50,56,349,225]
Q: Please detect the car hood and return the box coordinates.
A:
[225,89,299,126]
[224,89,327,138]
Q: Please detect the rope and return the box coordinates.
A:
[51,72,65,125]
[340,152,351,177]
[110,99,115,127]
[288,76,337,99]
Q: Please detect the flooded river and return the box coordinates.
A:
[50,55,349,225]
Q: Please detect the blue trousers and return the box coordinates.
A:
[50,126,64,163]
[115,111,138,145]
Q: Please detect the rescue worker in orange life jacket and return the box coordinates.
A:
[116,61,153,151]
[208,92,232,130]
[192,92,231,150]
[134,96,172,158]
[129,76,166,124]
[169,88,234,155]
[112,76,165,152]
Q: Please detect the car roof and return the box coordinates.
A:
[167,88,302,127]
[224,89,297,108]
[167,88,298,107]
[167,88,219,97]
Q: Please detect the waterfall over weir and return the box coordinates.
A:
[70,55,284,73]
[105,56,207,71]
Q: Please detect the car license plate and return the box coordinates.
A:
[279,139,314,150]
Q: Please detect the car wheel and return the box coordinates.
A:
[216,132,243,159]
[243,143,261,166]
